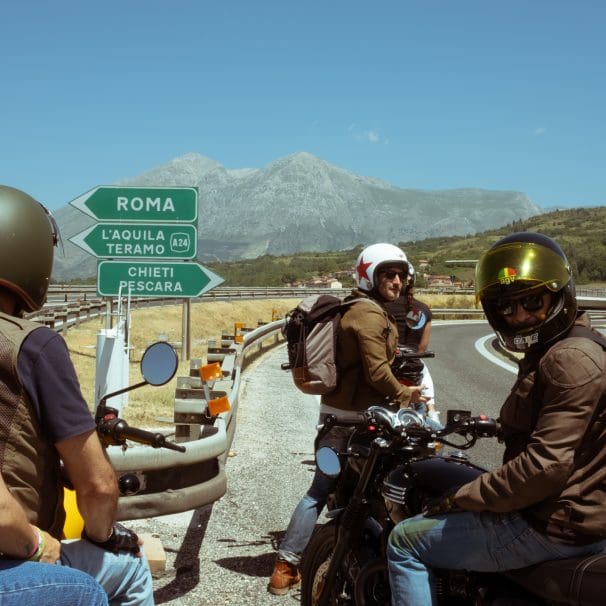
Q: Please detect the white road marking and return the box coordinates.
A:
[474,334,518,374]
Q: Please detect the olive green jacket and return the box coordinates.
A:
[321,290,412,412]
[0,313,65,538]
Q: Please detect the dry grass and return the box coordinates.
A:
[64,299,300,426]
[64,293,475,426]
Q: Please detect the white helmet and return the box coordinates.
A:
[354,243,409,292]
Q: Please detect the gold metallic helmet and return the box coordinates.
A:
[0,185,59,312]
[475,232,576,352]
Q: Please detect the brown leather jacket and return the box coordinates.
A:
[455,313,606,544]
[321,290,412,412]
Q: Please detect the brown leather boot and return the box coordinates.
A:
[268,558,301,595]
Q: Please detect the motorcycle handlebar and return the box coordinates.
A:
[448,415,500,438]
[320,409,500,443]
[395,347,435,359]
[97,417,186,452]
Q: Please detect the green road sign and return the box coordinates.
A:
[69,186,198,222]
[69,223,197,259]
[97,261,224,298]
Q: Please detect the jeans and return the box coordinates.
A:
[0,560,107,605]
[278,422,353,567]
[61,539,154,605]
[387,510,606,605]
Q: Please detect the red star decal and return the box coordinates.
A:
[357,256,372,283]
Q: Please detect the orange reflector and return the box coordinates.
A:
[234,322,245,344]
[208,395,231,416]
[200,362,223,382]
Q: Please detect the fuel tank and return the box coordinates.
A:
[382,455,487,523]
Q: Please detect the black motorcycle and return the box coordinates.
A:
[301,406,605,606]
[390,345,433,388]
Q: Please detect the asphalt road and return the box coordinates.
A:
[127,320,516,605]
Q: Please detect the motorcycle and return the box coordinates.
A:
[301,406,605,606]
[390,345,433,388]
[391,345,439,425]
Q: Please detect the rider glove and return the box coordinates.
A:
[82,522,141,555]
[423,490,462,517]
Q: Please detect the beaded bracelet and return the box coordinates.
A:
[28,526,45,561]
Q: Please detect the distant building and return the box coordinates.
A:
[426,274,463,288]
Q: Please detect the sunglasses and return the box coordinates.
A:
[494,293,545,316]
[380,269,406,281]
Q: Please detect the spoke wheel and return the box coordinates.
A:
[301,523,349,606]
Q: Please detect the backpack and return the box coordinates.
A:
[281,294,375,395]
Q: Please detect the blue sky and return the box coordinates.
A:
[1,0,605,211]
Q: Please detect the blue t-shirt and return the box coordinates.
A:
[17,326,96,444]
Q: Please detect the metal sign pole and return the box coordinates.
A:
[182,298,191,361]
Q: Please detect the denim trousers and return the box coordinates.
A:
[278,423,353,567]
[387,510,606,605]
[0,560,108,605]
[60,539,154,606]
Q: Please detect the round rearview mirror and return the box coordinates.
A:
[140,342,179,386]
[316,446,341,478]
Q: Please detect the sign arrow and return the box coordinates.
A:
[97,261,224,298]
[69,223,197,259]
[69,186,198,223]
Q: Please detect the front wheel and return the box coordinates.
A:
[301,522,342,606]
[301,522,391,606]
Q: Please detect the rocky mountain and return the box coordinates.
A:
[53,152,543,280]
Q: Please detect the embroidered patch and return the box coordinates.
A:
[405,309,427,330]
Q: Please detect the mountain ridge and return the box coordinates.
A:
[52,152,543,280]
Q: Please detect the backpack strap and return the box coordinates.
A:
[341,297,393,338]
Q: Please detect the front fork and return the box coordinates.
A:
[318,438,389,606]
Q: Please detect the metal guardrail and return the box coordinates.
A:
[37,286,606,519]
[110,319,286,520]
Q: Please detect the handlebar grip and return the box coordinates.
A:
[471,416,500,438]
[395,347,435,359]
[99,419,186,452]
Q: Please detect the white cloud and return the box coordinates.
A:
[349,125,387,144]
[533,127,546,136]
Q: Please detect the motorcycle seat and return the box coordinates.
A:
[506,552,606,606]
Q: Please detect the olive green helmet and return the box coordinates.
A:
[0,185,58,312]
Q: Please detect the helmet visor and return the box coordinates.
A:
[476,242,570,302]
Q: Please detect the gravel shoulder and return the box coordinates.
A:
[128,344,317,605]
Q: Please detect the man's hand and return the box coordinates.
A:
[404,384,429,407]
[83,522,141,555]
[423,491,462,516]
[38,529,61,563]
